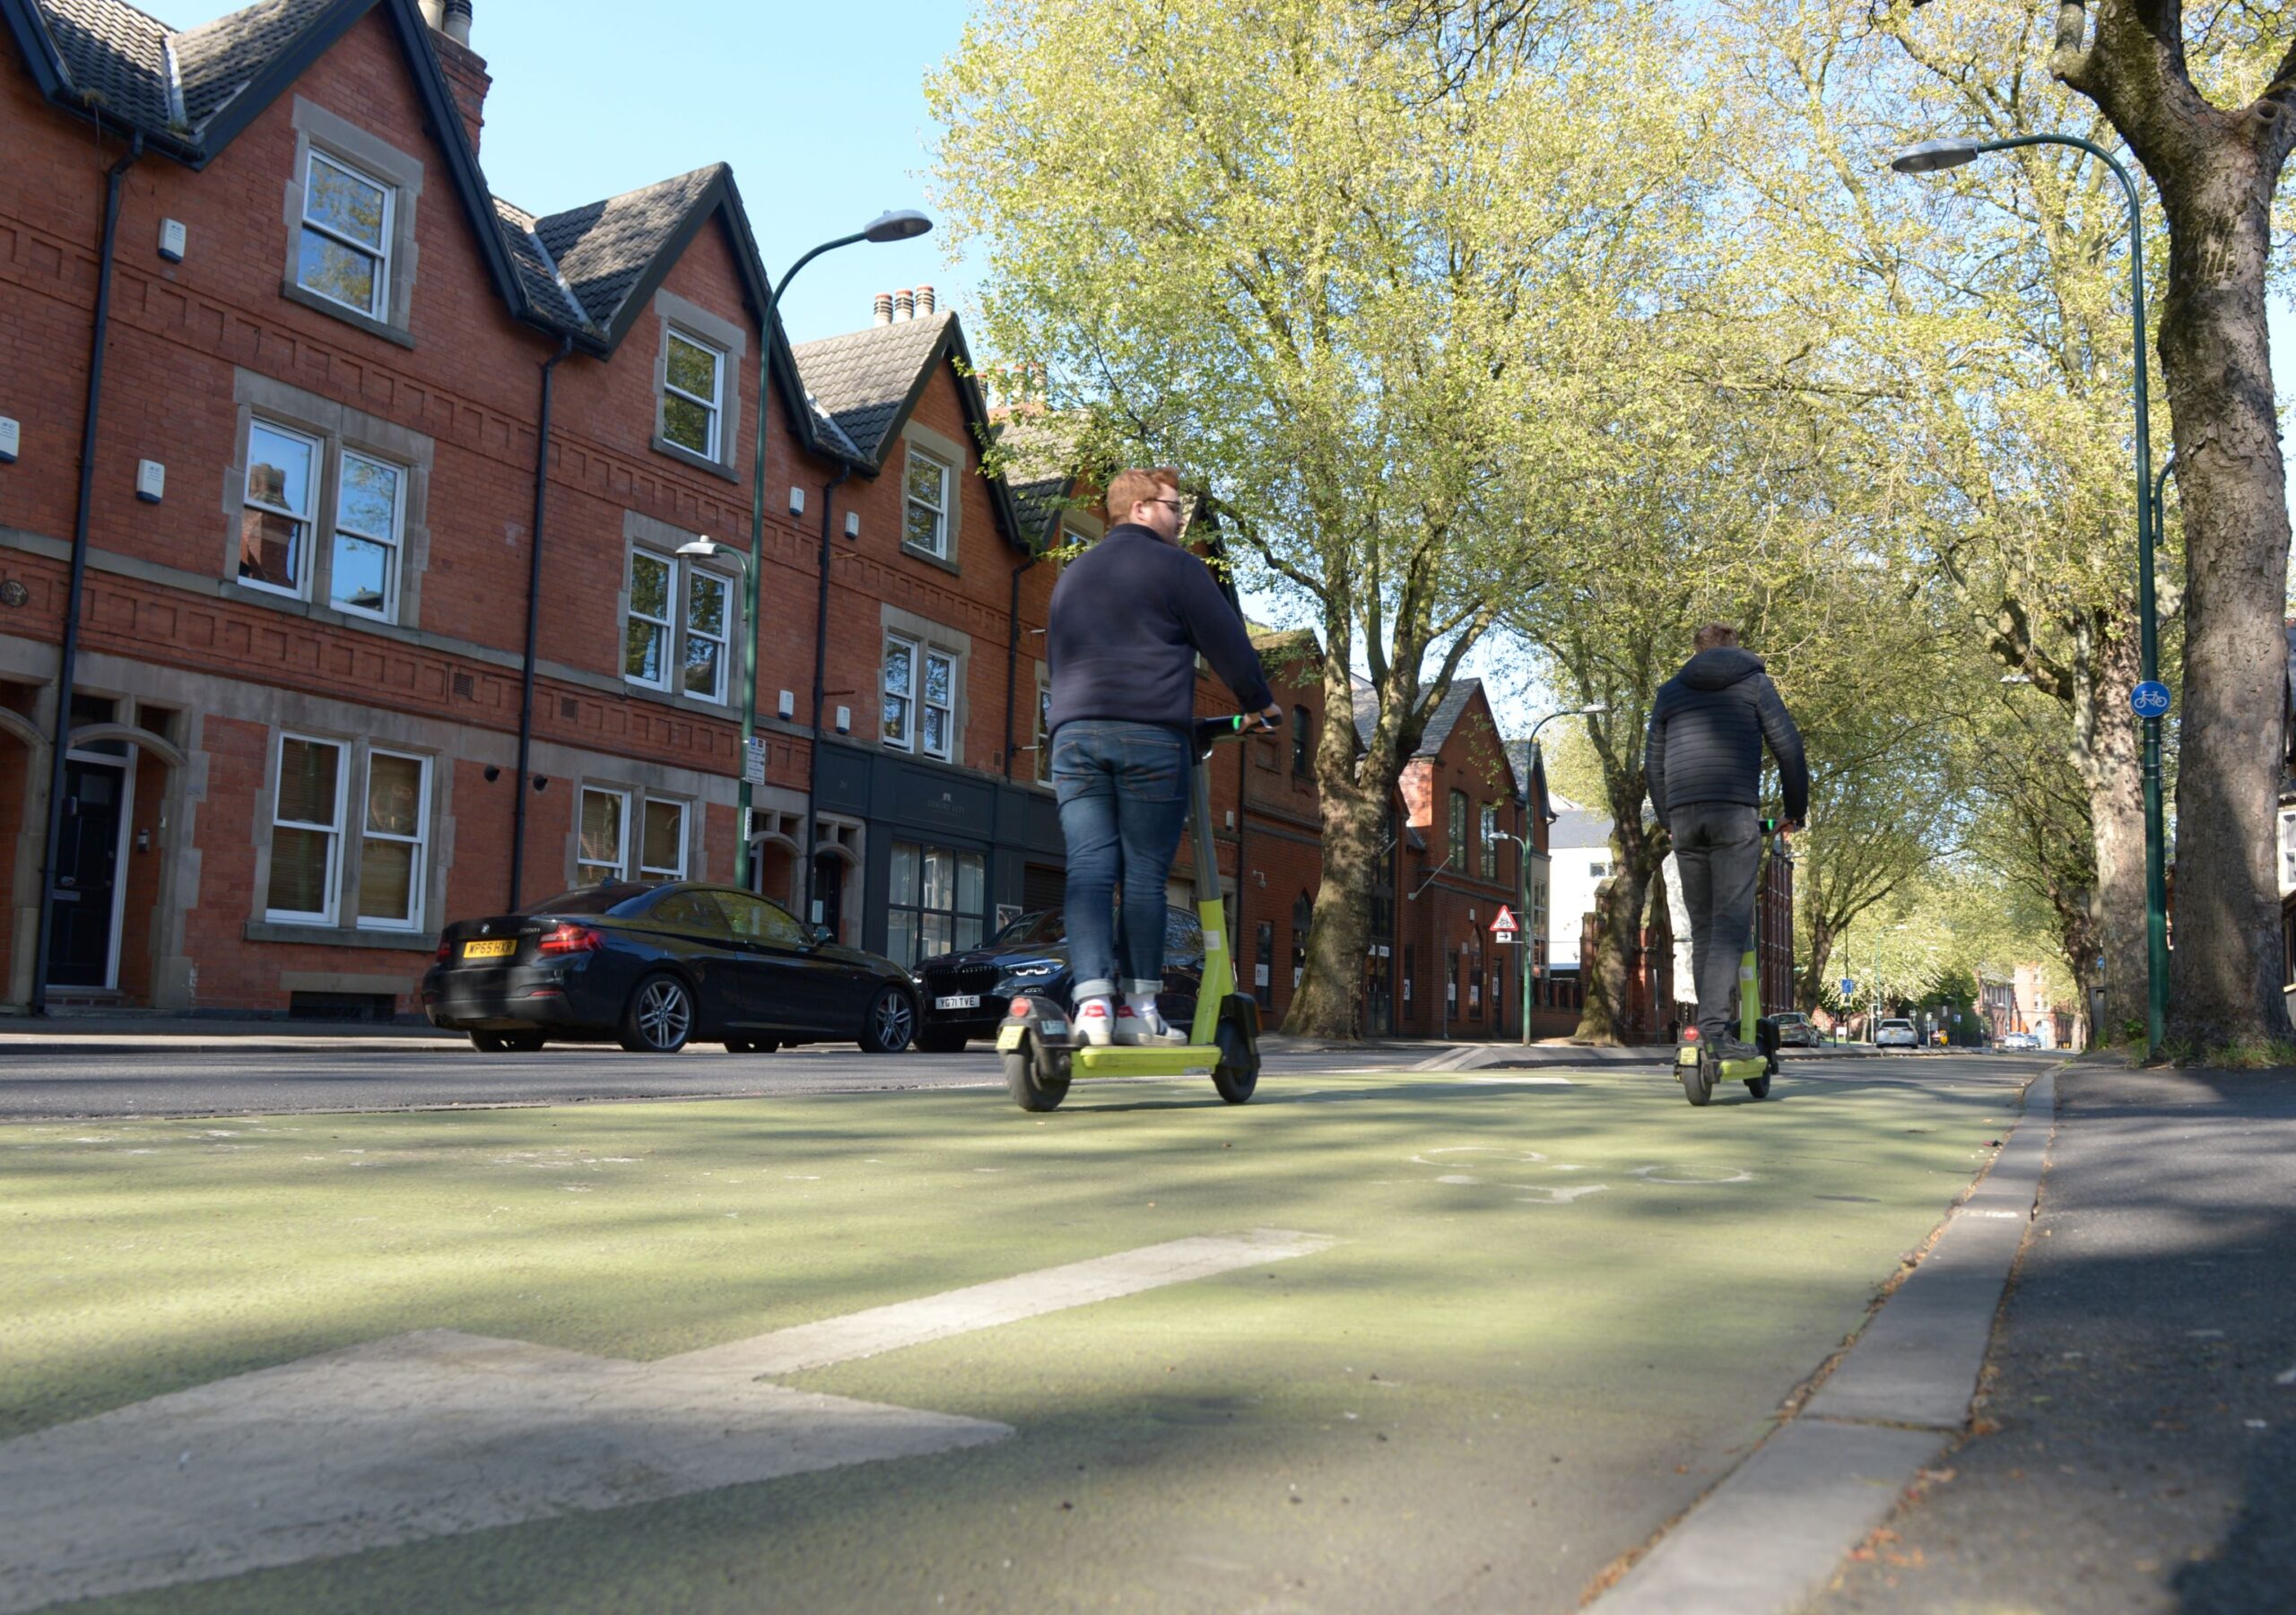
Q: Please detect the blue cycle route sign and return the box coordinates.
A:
[1839,977,1855,997]
[2130,680,2171,718]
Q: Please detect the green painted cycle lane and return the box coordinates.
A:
[2,1062,2023,1613]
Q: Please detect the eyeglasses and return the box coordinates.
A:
[1145,498,1185,512]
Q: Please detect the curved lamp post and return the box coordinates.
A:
[737,209,932,893]
[1494,703,1608,1045]
[1892,134,2166,1057]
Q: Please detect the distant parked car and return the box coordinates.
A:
[909,906,1205,1052]
[423,882,918,1055]
[1999,1030,2039,1051]
[1874,1017,1919,1049]
[1769,1012,1821,1048]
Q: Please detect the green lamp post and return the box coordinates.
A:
[1892,135,2167,1057]
[735,208,932,890]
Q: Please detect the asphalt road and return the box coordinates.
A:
[3,1051,2038,1614]
[0,1038,1474,1121]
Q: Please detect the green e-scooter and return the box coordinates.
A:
[1674,818,1787,1107]
[996,714,1271,1112]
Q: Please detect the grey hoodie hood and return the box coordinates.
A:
[1678,647,1766,691]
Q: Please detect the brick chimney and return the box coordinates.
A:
[915,284,935,317]
[421,0,489,154]
[873,292,893,326]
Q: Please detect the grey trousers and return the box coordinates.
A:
[1671,803,1761,1046]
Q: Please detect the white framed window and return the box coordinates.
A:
[2280,808,2296,893]
[1034,676,1052,784]
[330,451,404,621]
[625,550,732,702]
[1481,803,1499,881]
[578,787,630,883]
[239,421,320,598]
[904,449,951,559]
[882,633,956,760]
[356,750,430,929]
[661,331,724,459]
[683,569,729,704]
[266,734,347,924]
[297,150,393,319]
[640,799,689,881]
[625,552,675,690]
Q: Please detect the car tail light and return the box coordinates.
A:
[537,922,604,956]
[1009,997,1033,1017]
[435,940,450,966]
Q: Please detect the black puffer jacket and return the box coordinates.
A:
[1645,647,1809,826]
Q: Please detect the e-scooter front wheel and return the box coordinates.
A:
[1210,995,1260,1104]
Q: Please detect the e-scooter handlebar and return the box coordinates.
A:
[1191,711,1283,752]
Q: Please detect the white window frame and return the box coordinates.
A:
[578,786,631,884]
[883,633,957,760]
[683,568,731,707]
[661,330,725,460]
[624,551,676,693]
[239,421,322,602]
[882,633,917,751]
[639,798,690,881]
[356,748,430,931]
[1481,803,1499,881]
[265,732,348,925]
[329,448,405,623]
[298,149,393,320]
[919,644,956,760]
[904,449,952,559]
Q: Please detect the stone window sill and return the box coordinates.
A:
[900,542,961,577]
[280,281,415,351]
[652,435,740,484]
[244,920,438,951]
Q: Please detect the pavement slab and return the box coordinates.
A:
[1801,1061,2296,1615]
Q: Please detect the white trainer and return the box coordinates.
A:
[1075,998,1115,1047]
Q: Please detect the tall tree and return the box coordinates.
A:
[2043,0,2296,1046]
[931,0,1708,1036]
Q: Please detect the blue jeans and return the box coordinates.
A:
[1052,721,1191,1000]
[1672,803,1761,1046]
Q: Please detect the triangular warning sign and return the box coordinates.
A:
[1490,906,1518,933]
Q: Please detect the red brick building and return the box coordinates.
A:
[0,0,1060,1012]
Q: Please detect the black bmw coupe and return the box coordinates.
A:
[423,882,918,1055]
[908,906,1205,1051]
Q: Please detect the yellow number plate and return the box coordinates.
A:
[461,939,516,961]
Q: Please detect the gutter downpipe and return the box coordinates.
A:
[508,334,574,911]
[31,133,143,1015]
[1001,552,1037,781]
[800,464,852,929]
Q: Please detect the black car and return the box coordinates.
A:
[909,906,1204,1052]
[422,881,918,1055]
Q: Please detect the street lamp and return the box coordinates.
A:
[1499,703,1608,1045]
[737,210,933,893]
[1892,133,2167,1057]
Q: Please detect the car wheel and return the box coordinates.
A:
[618,972,693,1054]
[915,1028,969,1053]
[859,986,916,1053]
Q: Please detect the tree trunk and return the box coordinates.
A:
[2153,170,2295,1046]
[1574,816,1657,1044]
[2072,613,2151,1042]
[1285,642,1392,1040]
[2053,3,2296,1047]
[1798,916,1837,1012]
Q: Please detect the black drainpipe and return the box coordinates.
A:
[508,334,574,911]
[31,134,143,1015]
[799,464,853,929]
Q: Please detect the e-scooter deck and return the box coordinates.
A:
[996,714,1270,1112]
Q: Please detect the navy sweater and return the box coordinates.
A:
[1645,647,1810,825]
[1045,525,1274,736]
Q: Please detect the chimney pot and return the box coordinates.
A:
[418,0,445,27]
[892,289,915,323]
[442,0,472,45]
[872,292,893,327]
[916,284,935,317]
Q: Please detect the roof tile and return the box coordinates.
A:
[30,0,173,127]
[531,165,724,338]
[791,312,954,465]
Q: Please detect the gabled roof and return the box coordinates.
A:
[1009,475,1074,545]
[1349,675,1493,764]
[1503,739,1556,821]
[5,0,530,318]
[1548,809,1613,851]
[530,165,724,343]
[792,310,1031,550]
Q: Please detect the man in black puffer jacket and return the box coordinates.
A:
[1646,623,1809,1057]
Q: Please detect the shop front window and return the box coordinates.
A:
[886,840,985,969]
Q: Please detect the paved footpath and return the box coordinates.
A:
[0,1053,2035,1612]
[1800,1060,2296,1614]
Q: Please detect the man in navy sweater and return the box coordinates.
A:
[1044,467,1279,1046]
[1645,622,1809,1059]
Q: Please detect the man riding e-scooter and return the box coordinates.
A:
[1043,467,1281,1047]
[1645,622,1808,1062]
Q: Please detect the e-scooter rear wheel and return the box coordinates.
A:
[1210,998,1258,1104]
[1681,1050,1716,1107]
[1004,1033,1071,1112]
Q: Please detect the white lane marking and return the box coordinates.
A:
[1518,1185,1610,1205]
[664,1228,1335,1378]
[0,1230,1332,1614]
[1410,1146,1547,1167]
[1457,1074,1574,1085]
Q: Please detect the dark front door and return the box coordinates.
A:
[47,759,126,988]
[812,851,845,942]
